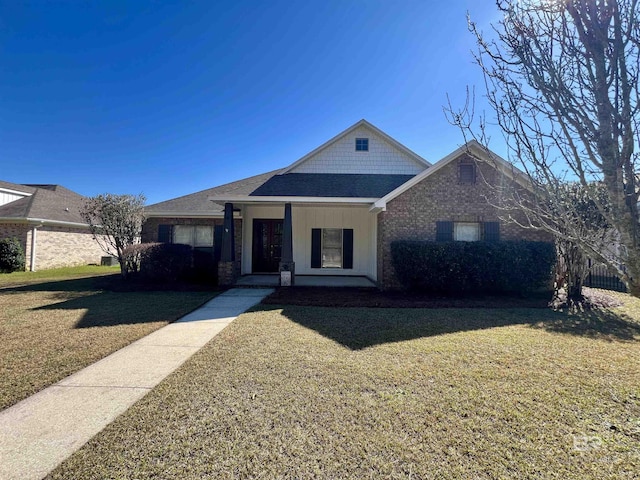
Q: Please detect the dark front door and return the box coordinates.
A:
[252,219,283,273]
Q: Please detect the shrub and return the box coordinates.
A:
[0,237,26,273]
[138,243,193,282]
[391,240,556,295]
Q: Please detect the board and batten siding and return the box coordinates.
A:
[0,191,28,207]
[241,205,377,280]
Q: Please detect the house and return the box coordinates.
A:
[143,120,550,288]
[0,181,106,271]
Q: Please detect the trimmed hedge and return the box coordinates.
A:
[0,237,25,273]
[139,243,194,282]
[391,240,555,294]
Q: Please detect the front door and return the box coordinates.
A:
[252,219,283,273]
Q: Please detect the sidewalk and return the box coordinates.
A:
[0,287,274,480]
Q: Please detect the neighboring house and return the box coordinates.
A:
[143,119,550,288]
[0,181,106,271]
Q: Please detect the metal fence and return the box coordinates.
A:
[585,259,627,292]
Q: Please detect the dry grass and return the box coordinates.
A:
[0,265,120,287]
[50,292,640,479]
[0,272,217,410]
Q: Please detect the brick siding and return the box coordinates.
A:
[377,154,553,289]
[0,223,106,271]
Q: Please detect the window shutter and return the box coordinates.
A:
[158,224,172,243]
[436,221,454,241]
[213,225,223,261]
[483,222,500,242]
[343,229,354,269]
[311,229,322,268]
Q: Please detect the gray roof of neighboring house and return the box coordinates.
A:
[145,169,284,214]
[249,173,416,198]
[0,182,88,224]
[0,180,37,194]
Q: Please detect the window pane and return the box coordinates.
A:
[454,223,480,242]
[459,164,475,183]
[173,225,193,246]
[322,228,342,268]
[355,138,368,151]
[195,226,213,247]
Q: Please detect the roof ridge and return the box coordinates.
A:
[23,188,38,217]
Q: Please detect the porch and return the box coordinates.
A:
[235,275,376,288]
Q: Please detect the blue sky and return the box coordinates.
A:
[1,1,500,205]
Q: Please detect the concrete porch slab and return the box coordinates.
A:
[235,275,376,288]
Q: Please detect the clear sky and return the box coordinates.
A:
[1,0,501,205]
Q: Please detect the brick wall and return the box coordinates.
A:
[34,226,106,270]
[377,154,553,289]
[142,217,243,262]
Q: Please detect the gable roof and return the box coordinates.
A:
[0,183,90,225]
[280,119,430,174]
[372,140,532,211]
[145,168,284,216]
[249,173,416,198]
[147,120,430,214]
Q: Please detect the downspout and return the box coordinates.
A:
[30,225,39,271]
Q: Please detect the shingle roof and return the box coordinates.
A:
[0,180,36,194]
[0,183,88,224]
[145,169,284,214]
[249,173,416,198]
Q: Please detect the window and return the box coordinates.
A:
[311,228,354,269]
[355,138,369,151]
[436,221,500,242]
[459,162,476,184]
[322,228,343,268]
[172,225,214,247]
[454,222,480,242]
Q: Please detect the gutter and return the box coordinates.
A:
[0,217,91,229]
[208,195,380,206]
[144,212,225,218]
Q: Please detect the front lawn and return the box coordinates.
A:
[0,269,218,410]
[50,294,640,479]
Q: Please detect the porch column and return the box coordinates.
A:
[218,202,239,286]
[221,202,235,261]
[279,202,295,286]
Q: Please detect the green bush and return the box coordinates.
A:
[0,238,26,273]
[138,243,193,282]
[391,240,556,295]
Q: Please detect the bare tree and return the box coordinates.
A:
[81,193,146,278]
[449,0,640,297]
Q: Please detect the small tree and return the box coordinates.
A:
[0,238,26,273]
[80,194,146,278]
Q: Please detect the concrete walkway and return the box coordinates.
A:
[0,288,273,480]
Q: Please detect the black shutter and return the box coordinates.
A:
[311,229,322,268]
[158,224,172,243]
[436,221,454,241]
[213,225,223,261]
[342,229,354,269]
[483,222,500,242]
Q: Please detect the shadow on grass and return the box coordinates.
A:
[2,275,219,329]
[269,304,640,350]
[30,290,175,328]
[1,274,220,293]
